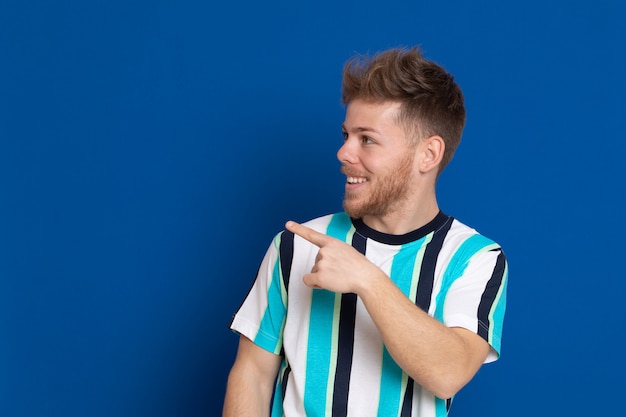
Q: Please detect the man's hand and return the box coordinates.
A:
[285,220,385,294]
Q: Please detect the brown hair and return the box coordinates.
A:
[342,47,466,172]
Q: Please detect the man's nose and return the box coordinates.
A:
[337,138,358,164]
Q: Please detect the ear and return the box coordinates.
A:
[418,135,445,174]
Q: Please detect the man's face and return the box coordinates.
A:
[338,99,416,220]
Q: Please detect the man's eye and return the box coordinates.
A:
[342,131,348,141]
[362,136,375,144]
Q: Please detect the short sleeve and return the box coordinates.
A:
[437,237,508,363]
[229,232,289,355]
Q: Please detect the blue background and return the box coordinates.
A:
[1,0,624,415]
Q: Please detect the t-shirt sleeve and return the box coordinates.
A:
[439,238,508,363]
[229,232,288,356]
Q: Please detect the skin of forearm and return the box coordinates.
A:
[222,362,274,416]
[355,270,484,399]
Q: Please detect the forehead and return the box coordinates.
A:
[343,100,404,133]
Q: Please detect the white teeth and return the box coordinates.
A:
[347,176,367,184]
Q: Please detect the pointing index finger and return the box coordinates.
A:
[285,221,331,248]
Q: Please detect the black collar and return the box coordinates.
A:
[351,211,451,245]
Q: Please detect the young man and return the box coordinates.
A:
[223,47,508,417]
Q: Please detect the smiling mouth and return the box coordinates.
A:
[347,176,368,184]
[341,165,368,185]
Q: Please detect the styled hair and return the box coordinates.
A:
[342,47,466,172]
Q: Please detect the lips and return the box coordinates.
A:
[341,166,368,185]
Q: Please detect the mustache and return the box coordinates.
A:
[340,165,368,177]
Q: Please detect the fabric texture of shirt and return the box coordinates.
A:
[230,211,508,417]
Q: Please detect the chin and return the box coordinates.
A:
[342,201,361,219]
[343,200,372,219]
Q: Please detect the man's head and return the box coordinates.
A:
[341,47,466,173]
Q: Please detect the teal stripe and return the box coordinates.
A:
[326,212,353,240]
[256,235,287,354]
[304,290,336,416]
[303,214,353,416]
[270,375,283,417]
[377,242,423,417]
[390,240,426,298]
[435,397,448,417]
[434,234,498,322]
[378,348,405,416]
[489,260,508,354]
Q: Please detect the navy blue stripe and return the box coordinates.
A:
[282,364,291,401]
[352,231,367,255]
[477,249,506,341]
[279,231,295,292]
[331,293,357,417]
[400,378,414,417]
[415,217,453,311]
[331,232,366,417]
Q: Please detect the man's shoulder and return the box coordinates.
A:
[447,217,503,252]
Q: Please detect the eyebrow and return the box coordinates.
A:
[341,125,381,134]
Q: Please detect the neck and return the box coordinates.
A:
[361,188,440,235]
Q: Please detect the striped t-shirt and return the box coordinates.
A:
[230,211,508,417]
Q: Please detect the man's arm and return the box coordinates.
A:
[223,335,281,416]
[357,274,491,399]
[285,221,492,400]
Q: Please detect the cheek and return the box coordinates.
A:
[358,155,380,172]
[366,157,398,177]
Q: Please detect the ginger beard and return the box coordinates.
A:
[342,151,415,219]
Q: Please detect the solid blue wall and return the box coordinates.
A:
[1,1,625,415]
